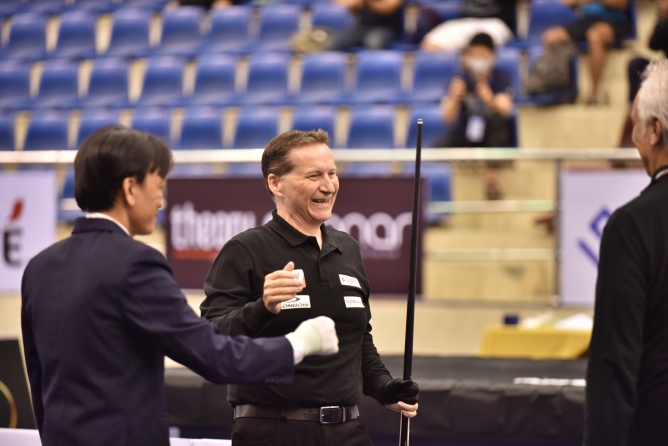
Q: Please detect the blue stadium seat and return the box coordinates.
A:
[70,0,119,13]
[176,107,223,149]
[242,52,290,105]
[403,161,452,224]
[0,0,24,16]
[495,48,521,99]
[51,10,97,59]
[76,109,119,147]
[24,111,70,151]
[346,107,394,148]
[349,51,403,104]
[0,114,14,151]
[522,45,578,105]
[104,8,151,58]
[291,106,336,139]
[406,105,449,148]
[311,4,354,31]
[233,108,279,148]
[0,61,30,110]
[121,0,170,12]
[135,56,185,107]
[0,13,47,61]
[29,0,67,15]
[296,52,347,104]
[80,58,129,108]
[28,59,80,109]
[409,52,458,103]
[131,108,171,142]
[199,6,252,55]
[188,54,238,106]
[256,4,301,52]
[524,1,576,47]
[227,107,278,176]
[154,6,204,57]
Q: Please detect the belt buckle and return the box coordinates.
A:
[319,406,343,424]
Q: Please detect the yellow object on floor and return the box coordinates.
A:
[480,325,591,359]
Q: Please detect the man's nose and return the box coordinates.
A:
[320,176,336,193]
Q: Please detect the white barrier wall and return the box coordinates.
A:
[560,170,650,306]
[0,171,57,292]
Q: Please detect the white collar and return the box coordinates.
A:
[86,213,131,236]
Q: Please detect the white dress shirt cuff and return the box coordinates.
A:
[284,333,306,365]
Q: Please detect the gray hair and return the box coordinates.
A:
[638,59,668,147]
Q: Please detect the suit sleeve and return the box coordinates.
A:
[122,247,294,386]
[584,210,647,446]
[356,246,393,402]
[20,263,44,432]
[201,240,276,336]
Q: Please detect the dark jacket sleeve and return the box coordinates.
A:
[649,20,668,54]
[356,245,393,402]
[123,246,294,386]
[584,210,647,446]
[20,262,44,432]
[201,240,276,336]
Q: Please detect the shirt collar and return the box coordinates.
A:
[86,212,130,236]
[652,165,668,183]
[267,210,340,251]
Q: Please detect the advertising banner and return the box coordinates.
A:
[166,177,423,294]
[0,171,57,293]
[560,170,649,306]
[0,339,35,429]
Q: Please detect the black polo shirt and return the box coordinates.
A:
[201,210,393,408]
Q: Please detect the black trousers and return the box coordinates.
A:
[628,57,650,103]
[231,417,375,446]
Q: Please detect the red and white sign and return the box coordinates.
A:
[0,172,57,292]
[166,177,424,294]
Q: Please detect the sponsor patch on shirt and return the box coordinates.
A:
[344,296,365,308]
[339,274,361,289]
[281,295,311,310]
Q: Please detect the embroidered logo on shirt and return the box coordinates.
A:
[339,274,361,289]
[344,296,365,308]
[281,295,311,310]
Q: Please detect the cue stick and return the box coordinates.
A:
[399,119,422,446]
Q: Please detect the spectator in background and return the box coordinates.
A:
[325,0,404,51]
[541,0,631,105]
[420,0,517,52]
[435,33,514,199]
[627,0,668,102]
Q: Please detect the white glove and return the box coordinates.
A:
[285,316,339,364]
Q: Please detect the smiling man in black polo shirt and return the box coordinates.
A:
[200,129,418,445]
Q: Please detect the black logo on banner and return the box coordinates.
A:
[3,200,23,267]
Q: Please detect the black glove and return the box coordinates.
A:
[379,378,419,405]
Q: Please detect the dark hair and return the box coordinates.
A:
[74,125,173,212]
[261,129,330,197]
[467,33,495,52]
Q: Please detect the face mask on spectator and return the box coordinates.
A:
[466,57,494,76]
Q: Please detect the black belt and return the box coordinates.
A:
[233,404,360,424]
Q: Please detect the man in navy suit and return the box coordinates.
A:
[21,125,339,446]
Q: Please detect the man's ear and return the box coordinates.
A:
[267,174,283,198]
[121,177,137,207]
[650,118,663,147]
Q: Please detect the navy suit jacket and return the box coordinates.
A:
[21,218,294,446]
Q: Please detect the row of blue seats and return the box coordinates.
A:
[0,0,170,15]
[0,50,532,109]
[0,1,637,62]
[0,105,459,152]
[0,5,354,60]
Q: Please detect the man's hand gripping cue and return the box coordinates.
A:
[263,261,306,314]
